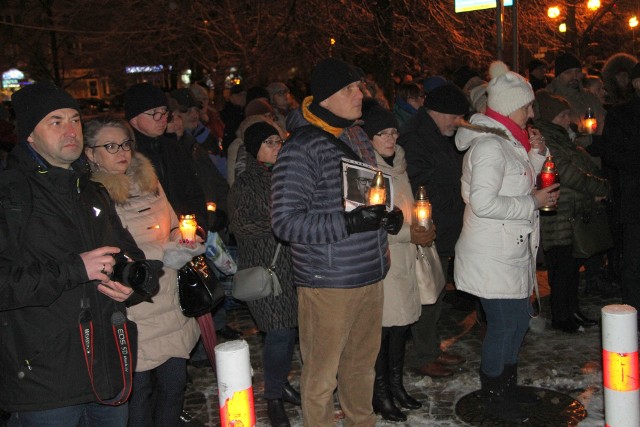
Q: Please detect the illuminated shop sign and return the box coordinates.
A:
[455,0,513,13]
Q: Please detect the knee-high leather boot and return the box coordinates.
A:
[388,326,422,410]
[372,329,406,422]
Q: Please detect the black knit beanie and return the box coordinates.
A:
[124,83,167,120]
[535,91,571,123]
[244,122,279,159]
[310,58,361,104]
[554,52,582,77]
[361,101,398,139]
[12,82,79,143]
[424,83,470,115]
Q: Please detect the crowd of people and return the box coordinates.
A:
[0,47,635,427]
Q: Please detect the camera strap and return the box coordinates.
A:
[78,305,133,405]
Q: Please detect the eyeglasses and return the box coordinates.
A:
[263,136,284,147]
[142,108,169,121]
[90,139,135,154]
[375,130,399,139]
[274,89,289,96]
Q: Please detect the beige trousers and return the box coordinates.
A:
[298,281,383,427]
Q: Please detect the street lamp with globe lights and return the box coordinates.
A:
[547,1,602,50]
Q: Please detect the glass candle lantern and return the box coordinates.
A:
[583,107,597,135]
[537,156,559,212]
[413,185,432,230]
[179,214,198,242]
[367,171,386,206]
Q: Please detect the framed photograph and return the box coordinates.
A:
[341,158,393,212]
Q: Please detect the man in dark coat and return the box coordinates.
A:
[126,84,239,344]
[271,58,402,426]
[0,82,143,425]
[399,83,468,378]
[602,63,640,313]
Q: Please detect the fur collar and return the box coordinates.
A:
[90,152,159,204]
[457,121,510,141]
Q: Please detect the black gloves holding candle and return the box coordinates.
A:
[344,205,403,235]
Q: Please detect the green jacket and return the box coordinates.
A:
[534,120,610,250]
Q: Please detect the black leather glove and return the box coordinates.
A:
[381,206,404,235]
[208,209,228,233]
[344,205,386,234]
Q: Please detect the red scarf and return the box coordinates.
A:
[485,107,531,152]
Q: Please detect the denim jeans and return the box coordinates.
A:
[8,402,128,427]
[263,328,297,399]
[127,357,188,427]
[479,297,530,377]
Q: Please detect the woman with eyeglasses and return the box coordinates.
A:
[228,122,299,427]
[360,100,435,422]
[83,117,200,427]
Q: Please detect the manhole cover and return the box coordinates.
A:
[455,387,587,426]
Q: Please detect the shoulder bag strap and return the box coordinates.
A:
[269,242,282,268]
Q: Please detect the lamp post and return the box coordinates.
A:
[547,0,601,51]
[631,16,639,55]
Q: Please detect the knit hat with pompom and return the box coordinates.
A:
[486,61,535,116]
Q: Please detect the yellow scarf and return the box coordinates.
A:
[301,96,344,138]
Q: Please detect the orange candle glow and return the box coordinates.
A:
[367,171,386,206]
[179,214,197,242]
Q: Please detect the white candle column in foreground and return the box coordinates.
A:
[602,304,639,427]
[215,340,255,427]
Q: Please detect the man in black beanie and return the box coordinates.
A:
[125,83,239,343]
[398,83,468,379]
[271,58,402,426]
[0,82,144,425]
[546,52,606,145]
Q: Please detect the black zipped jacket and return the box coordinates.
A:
[0,143,143,412]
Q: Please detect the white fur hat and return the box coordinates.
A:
[486,61,535,116]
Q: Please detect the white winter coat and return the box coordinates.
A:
[453,114,547,299]
[375,146,422,327]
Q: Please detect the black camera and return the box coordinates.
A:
[111,253,163,298]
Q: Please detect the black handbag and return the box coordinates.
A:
[572,203,614,259]
[177,255,224,317]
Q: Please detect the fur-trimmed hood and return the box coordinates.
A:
[90,152,159,204]
[455,113,510,151]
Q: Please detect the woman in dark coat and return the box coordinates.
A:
[228,122,299,427]
[534,91,610,333]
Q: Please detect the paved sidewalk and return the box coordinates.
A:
[184,269,621,426]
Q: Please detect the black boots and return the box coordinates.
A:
[267,382,300,427]
[281,382,301,406]
[388,328,422,410]
[479,369,529,423]
[267,399,290,427]
[503,364,540,406]
[372,331,407,422]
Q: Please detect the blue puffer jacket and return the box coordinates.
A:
[271,104,389,288]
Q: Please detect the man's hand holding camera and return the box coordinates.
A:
[80,247,133,302]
